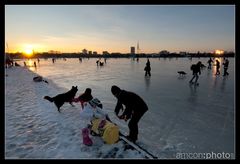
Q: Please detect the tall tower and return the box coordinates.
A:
[130,46,135,55]
[137,41,140,54]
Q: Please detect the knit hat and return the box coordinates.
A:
[85,88,91,94]
[111,85,121,96]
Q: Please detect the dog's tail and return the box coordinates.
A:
[44,96,54,102]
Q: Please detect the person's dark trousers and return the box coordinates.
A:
[223,68,229,76]
[148,71,151,76]
[128,110,147,142]
[145,71,151,76]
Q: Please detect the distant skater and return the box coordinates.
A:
[136,54,139,62]
[207,57,213,69]
[223,58,229,76]
[215,60,220,75]
[144,59,151,76]
[96,60,100,66]
[14,62,20,67]
[189,61,202,85]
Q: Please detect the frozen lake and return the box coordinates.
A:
[16,57,235,158]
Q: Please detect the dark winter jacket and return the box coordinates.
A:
[145,60,151,71]
[73,92,93,102]
[223,60,229,69]
[114,90,148,119]
[191,64,201,74]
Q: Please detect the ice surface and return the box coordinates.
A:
[5,57,235,159]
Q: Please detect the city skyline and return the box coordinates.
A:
[5,5,235,54]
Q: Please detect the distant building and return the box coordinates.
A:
[82,49,88,55]
[103,51,109,55]
[131,46,135,55]
[179,52,187,56]
[159,50,170,55]
[48,50,61,54]
[88,51,92,55]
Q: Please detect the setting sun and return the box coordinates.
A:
[23,45,34,57]
[215,49,224,55]
[25,49,33,55]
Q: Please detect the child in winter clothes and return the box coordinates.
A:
[72,88,93,109]
[80,98,109,146]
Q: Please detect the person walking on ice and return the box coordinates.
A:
[207,57,213,69]
[215,59,220,75]
[189,61,202,85]
[223,58,229,76]
[144,58,151,77]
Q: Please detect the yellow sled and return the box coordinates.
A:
[91,118,119,144]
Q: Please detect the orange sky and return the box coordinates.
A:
[5,5,235,54]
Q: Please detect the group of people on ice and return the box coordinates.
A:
[189,57,230,85]
[70,86,148,146]
[42,58,151,146]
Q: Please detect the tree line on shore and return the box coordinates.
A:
[6,52,235,59]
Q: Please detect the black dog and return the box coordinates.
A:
[44,86,78,112]
[178,71,187,76]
